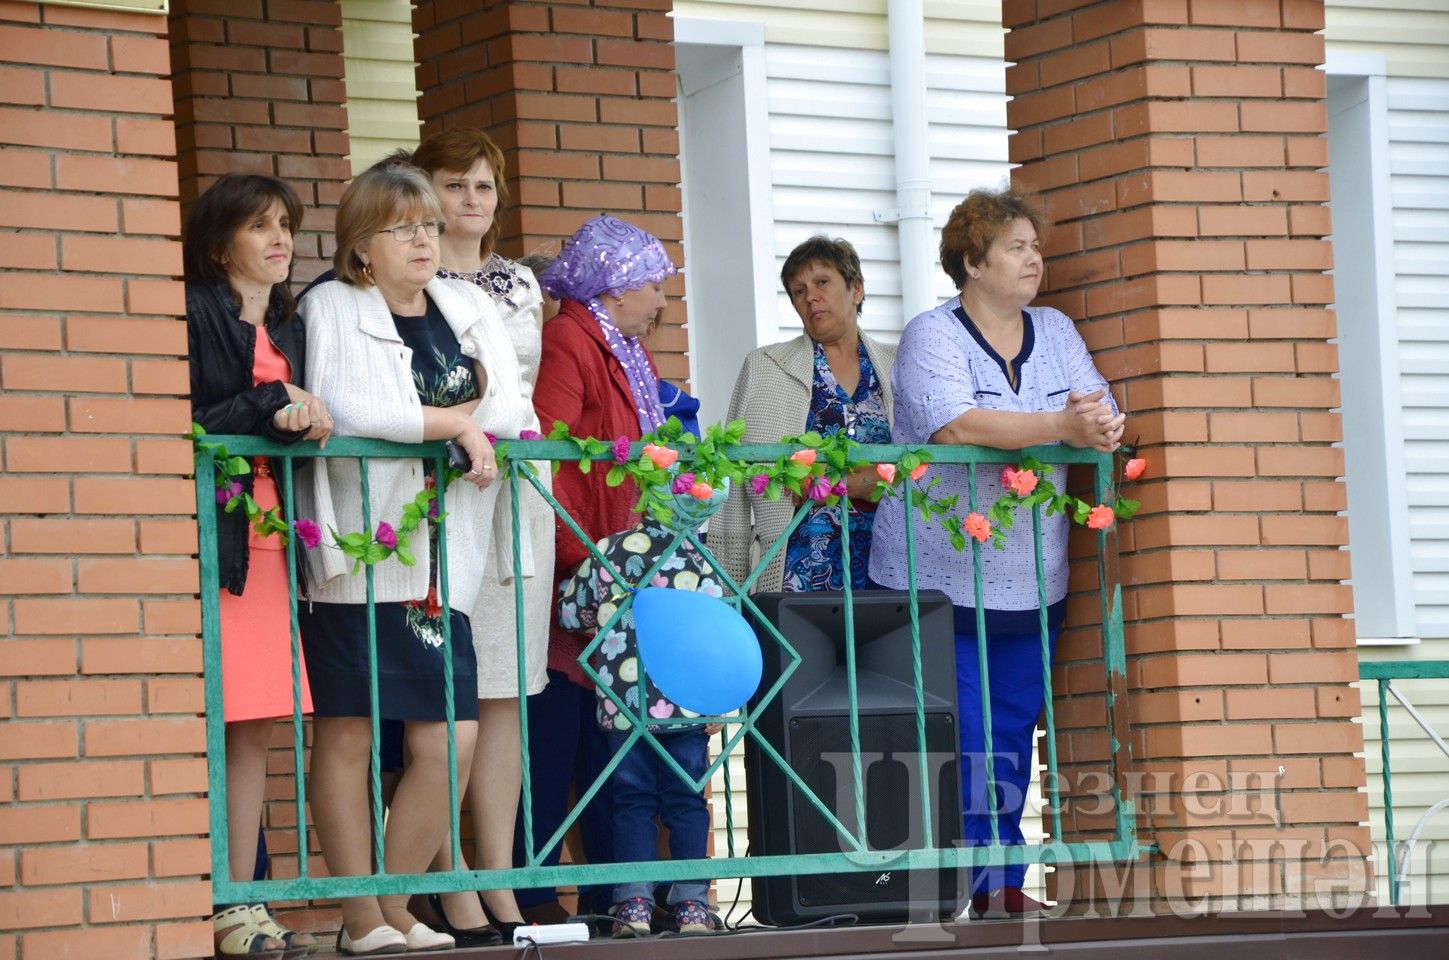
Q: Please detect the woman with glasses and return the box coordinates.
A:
[294,162,537,954]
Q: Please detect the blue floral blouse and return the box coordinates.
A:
[781,340,891,593]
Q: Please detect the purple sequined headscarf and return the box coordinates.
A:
[539,215,676,432]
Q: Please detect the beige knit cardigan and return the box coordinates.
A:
[713,332,897,594]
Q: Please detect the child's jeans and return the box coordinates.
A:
[607,728,710,906]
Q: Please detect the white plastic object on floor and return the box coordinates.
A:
[513,922,591,945]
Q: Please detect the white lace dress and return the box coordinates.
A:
[439,255,553,699]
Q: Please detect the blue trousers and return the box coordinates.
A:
[956,624,1058,895]
[513,669,616,913]
[607,729,710,906]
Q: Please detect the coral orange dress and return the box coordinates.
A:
[218,334,313,722]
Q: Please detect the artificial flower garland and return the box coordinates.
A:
[545,418,1145,552]
[195,419,1145,570]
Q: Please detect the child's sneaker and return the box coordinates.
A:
[611,898,653,938]
[673,900,717,934]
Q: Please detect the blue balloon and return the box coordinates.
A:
[633,586,762,716]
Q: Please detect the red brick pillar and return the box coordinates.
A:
[0,3,210,957]
[1007,0,1370,911]
[412,0,689,381]
[168,0,352,283]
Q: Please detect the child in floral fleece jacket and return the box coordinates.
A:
[557,488,727,937]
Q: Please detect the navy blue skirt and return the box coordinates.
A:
[299,600,479,722]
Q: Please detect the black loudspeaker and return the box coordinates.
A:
[744,590,964,926]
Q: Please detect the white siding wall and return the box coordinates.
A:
[673,0,1004,57]
[764,44,1010,345]
[1356,72,1449,907]
[1357,671,1449,906]
[1326,1,1449,79]
[1388,76,1449,638]
[340,0,421,175]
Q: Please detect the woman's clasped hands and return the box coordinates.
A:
[274,383,334,447]
[1061,388,1125,453]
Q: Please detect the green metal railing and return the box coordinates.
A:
[1358,660,1449,906]
[197,437,1139,906]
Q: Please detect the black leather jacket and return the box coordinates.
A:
[188,280,307,595]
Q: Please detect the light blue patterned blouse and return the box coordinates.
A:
[866,299,1116,629]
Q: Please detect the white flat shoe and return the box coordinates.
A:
[338,925,407,956]
[403,923,454,952]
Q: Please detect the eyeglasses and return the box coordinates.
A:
[376,221,443,242]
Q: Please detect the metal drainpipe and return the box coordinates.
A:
[881,0,934,322]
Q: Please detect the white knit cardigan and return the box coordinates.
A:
[295,276,540,612]
[714,332,897,594]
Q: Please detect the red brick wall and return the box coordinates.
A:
[1006,0,1369,910]
[168,0,351,285]
[0,2,209,957]
[412,0,690,382]
[164,0,353,924]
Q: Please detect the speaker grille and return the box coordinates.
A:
[788,713,961,909]
[744,590,965,925]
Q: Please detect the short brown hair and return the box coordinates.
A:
[333,162,443,286]
[410,128,509,260]
[939,187,1050,289]
[780,235,866,316]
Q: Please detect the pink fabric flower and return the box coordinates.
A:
[375,521,398,549]
[215,481,243,505]
[671,472,696,494]
[964,512,992,544]
[293,519,322,549]
[875,463,896,484]
[519,429,545,441]
[749,473,770,496]
[485,432,498,445]
[1007,468,1038,497]
[1086,504,1115,530]
[832,479,848,497]
[1124,457,1147,481]
[806,476,833,501]
[612,435,631,465]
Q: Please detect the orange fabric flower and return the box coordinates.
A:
[1086,504,1115,530]
[789,448,817,466]
[1124,457,1147,481]
[689,480,713,500]
[909,463,928,481]
[964,512,991,544]
[1007,468,1038,497]
[642,443,678,469]
[875,463,897,483]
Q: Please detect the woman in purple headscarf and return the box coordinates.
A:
[514,215,677,922]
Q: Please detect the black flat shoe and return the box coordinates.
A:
[426,894,502,948]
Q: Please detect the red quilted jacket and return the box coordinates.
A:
[533,299,654,685]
